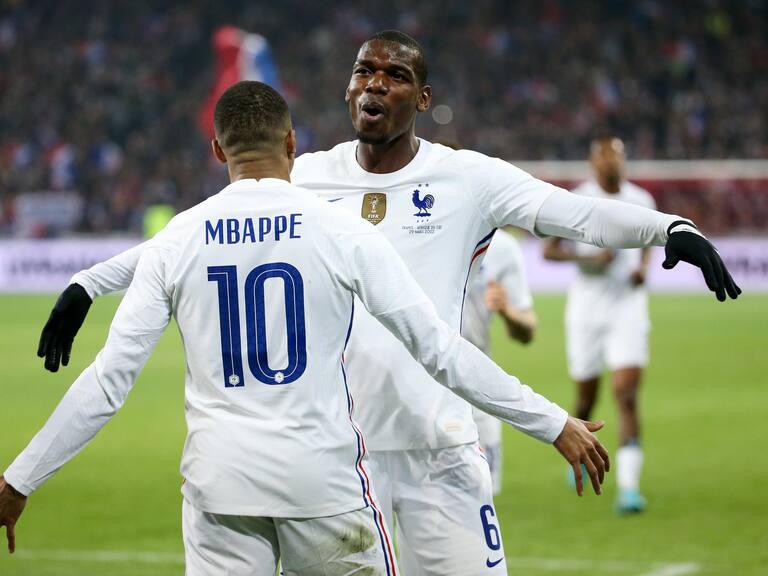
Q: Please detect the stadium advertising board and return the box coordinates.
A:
[0,237,766,293]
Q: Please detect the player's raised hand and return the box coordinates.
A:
[663,221,741,302]
[553,417,610,497]
[37,283,93,372]
[0,476,27,554]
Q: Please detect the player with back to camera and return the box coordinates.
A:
[32,31,739,575]
[543,136,658,513]
[0,81,609,574]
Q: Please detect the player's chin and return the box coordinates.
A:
[355,129,390,145]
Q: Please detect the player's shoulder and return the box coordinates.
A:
[428,144,533,187]
[435,145,496,170]
[622,180,655,205]
[292,141,356,181]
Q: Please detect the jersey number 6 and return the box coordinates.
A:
[208,263,307,387]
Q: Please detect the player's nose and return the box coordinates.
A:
[365,71,389,94]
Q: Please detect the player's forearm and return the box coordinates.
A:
[377,303,567,443]
[71,241,147,299]
[502,308,537,344]
[542,241,584,263]
[534,188,687,248]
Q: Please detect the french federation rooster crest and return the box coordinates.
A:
[412,189,435,217]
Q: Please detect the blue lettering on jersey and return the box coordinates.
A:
[227,219,240,244]
[205,214,303,244]
[242,218,256,243]
[259,217,272,241]
[205,220,224,244]
[290,213,302,238]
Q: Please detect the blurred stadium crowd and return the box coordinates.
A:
[0,0,766,236]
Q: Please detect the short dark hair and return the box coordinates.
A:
[365,30,428,86]
[214,81,291,155]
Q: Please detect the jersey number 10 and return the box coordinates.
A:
[208,263,307,387]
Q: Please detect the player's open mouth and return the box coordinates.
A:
[360,101,386,121]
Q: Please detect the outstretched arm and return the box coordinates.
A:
[534,189,739,301]
[4,247,171,551]
[37,241,149,372]
[71,241,148,299]
[343,225,609,495]
[471,158,740,301]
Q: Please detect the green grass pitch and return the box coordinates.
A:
[0,293,766,575]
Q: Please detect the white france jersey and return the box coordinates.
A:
[570,180,657,291]
[461,230,533,354]
[292,139,555,450]
[7,177,567,519]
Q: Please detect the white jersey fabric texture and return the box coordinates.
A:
[5,178,568,518]
[565,180,656,380]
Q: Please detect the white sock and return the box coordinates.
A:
[616,444,643,492]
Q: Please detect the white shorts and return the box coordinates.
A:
[182,498,398,576]
[472,407,503,495]
[368,443,507,576]
[566,286,650,381]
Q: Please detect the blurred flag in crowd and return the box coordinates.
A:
[197,26,282,140]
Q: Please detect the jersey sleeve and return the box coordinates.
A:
[464,154,561,232]
[340,223,568,443]
[4,246,172,495]
[534,186,684,247]
[70,241,148,299]
[497,237,533,311]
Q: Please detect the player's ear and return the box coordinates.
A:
[417,84,432,113]
[345,85,351,103]
[285,129,297,161]
[212,139,227,164]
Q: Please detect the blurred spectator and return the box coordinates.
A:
[0,0,766,235]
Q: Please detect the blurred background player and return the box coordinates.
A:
[462,228,538,495]
[543,135,655,514]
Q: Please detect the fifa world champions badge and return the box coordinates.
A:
[362,192,387,225]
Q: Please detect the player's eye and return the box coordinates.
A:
[354,67,370,75]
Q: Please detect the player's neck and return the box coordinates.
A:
[597,175,621,194]
[356,131,419,174]
[228,157,291,183]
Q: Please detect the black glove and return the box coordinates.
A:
[37,283,93,372]
[662,221,741,302]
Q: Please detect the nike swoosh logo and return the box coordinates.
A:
[327,197,344,202]
[486,557,504,568]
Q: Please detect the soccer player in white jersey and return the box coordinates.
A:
[0,81,612,572]
[33,31,739,575]
[462,229,538,495]
[543,136,657,513]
